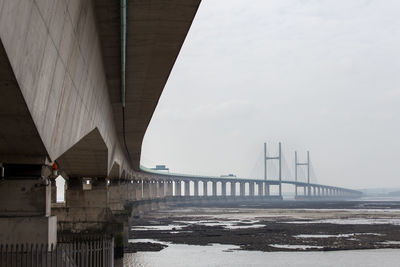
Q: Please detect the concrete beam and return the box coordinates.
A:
[56,128,108,178]
[94,0,202,169]
[0,40,48,164]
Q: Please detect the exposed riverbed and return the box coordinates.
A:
[123,201,400,266]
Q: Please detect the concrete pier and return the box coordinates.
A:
[231,182,236,196]
[265,184,270,196]
[221,181,227,196]
[258,182,263,196]
[212,181,217,197]
[175,181,182,197]
[240,182,245,197]
[0,164,57,245]
[249,182,255,197]
[185,180,190,196]
[194,181,199,196]
[203,181,208,197]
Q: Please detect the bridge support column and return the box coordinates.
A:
[56,176,128,257]
[317,186,321,197]
[0,164,57,245]
[164,181,169,197]
[175,181,182,197]
[127,182,134,201]
[168,180,174,197]
[55,177,118,233]
[135,181,143,200]
[149,181,157,198]
[240,182,245,197]
[212,181,217,197]
[203,181,208,197]
[51,178,57,204]
[257,182,263,196]
[143,181,151,199]
[249,182,255,197]
[221,181,226,196]
[265,183,270,196]
[153,181,159,198]
[109,181,127,211]
[303,186,306,196]
[185,180,190,197]
[312,186,316,197]
[132,181,139,200]
[231,182,236,197]
[194,181,199,197]
[158,181,165,198]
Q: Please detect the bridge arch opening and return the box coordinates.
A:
[226,182,232,196]
[198,181,204,196]
[189,181,194,196]
[217,181,222,196]
[172,181,176,196]
[235,183,240,196]
[55,175,66,203]
[207,181,213,196]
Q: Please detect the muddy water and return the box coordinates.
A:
[124,205,400,266]
[123,244,400,267]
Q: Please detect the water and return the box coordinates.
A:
[285,218,400,225]
[124,205,400,266]
[294,233,382,238]
[123,242,400,267]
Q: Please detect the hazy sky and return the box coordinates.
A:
[141,0,400,189]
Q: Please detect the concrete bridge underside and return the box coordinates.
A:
[0,0,201,249]
[0,0,361,263]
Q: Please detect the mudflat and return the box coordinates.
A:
[128,201,400,252]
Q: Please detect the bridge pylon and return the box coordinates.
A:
[295,151,310,197]
[264,142,282,197]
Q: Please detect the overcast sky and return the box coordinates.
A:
[141,0,400,189]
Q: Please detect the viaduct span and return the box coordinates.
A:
[0,0,361,263]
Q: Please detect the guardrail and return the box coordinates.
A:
[0,237,114,267]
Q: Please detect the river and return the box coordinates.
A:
[121,201,400,266]
[122,243,400,267]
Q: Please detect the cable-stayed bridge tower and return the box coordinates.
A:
[264,142,282,197]
[295,151,310,197]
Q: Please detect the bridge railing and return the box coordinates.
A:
[0,237,114,267]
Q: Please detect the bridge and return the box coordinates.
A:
[0,0,361,264]
[135,142,361,201]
